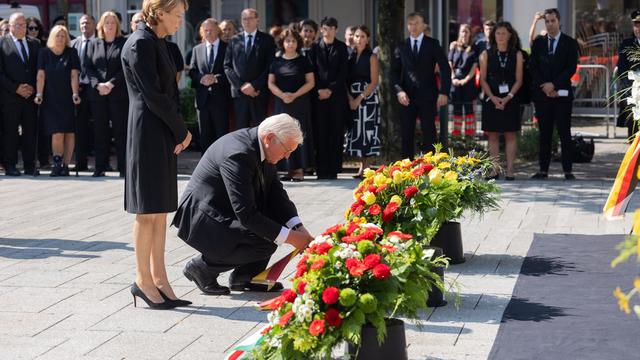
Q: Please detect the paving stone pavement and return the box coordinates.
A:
[0,139,636,359]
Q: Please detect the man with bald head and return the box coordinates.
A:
[224,8,275,129]
[0,13,40,176]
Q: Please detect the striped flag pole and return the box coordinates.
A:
[604,133,640,219]
[251,249,300,290]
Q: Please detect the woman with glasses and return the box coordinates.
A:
[26,17,46,46]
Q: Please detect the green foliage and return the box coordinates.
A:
[179,87,197,126]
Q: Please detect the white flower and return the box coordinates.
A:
[334,261,342,269]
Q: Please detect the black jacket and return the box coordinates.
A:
[530,32,578,102]
[71,36,98,97]
[172,127,298,257]
[85,37,127,101]
[0,35,40,104]
[616,37,640,90]
[310,39,349,95]
[223,31,275,98]
[189,40,230,109]
[391,36,451,101]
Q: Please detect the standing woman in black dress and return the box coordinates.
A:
[86,11,128,177]
[34,25,81,177]
[121,0,192,309]
[449,24,478,137]
[345,25,380,178]
[479,21,523,180]
[268,28,315,181]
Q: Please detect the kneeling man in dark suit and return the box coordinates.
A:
[172,113,313,295]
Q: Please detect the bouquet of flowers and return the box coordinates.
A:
[346,146,500,243]
[253,221,447,359]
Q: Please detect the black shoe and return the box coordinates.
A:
[72,163,88,172]
[505,176,515,181]
[156,287,192,307]
[280,175,292,181]
[564,173,576,180]
[105,165,115,172]
[291,177,304,182]
[24,167,40,176]
[130,282,175,310]
[92,170,106,177]
[531,172,548,179]
[60,165,70,177]
[183,259,230,295]
[5,166,21,176]
[317,174,337,180]
[230,281,284,292]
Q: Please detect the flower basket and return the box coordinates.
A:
[347,318,408,360]
[430,221,466,264]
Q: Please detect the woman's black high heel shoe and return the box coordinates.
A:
[157,287,192,307]
[130,282,174,310]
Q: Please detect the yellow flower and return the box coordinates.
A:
[444,171,458,182]
[433,152,449,163]
[614,287,631,314]
[374,174,387,187]
[455,157,466,165]
[392,170,404,184]
[344,208,351,219]
[390,195,403,206]
[363,168,375,178]
[428,169,443,185]
[401,159,412,168]
[362,191,376,205]
[467,157,480,165]
[438,162,451,169]
[634,277,640,291]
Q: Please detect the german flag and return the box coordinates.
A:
[604,133,640,219]
[251,249,300,290]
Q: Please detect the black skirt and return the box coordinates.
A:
[481,97,521,133]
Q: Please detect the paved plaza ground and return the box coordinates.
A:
[0,136,636,359]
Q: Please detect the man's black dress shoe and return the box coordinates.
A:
[230,281,284,292]
[72,163,88,172]
[92,170,106,177]
[505,176,515,181]
[24,167,39,176]
[183,259,230,295]
[5,166,21,176]
[531,172,548,179]
[564,173,576,180]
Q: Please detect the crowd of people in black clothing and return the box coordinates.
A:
[0,6,582,181]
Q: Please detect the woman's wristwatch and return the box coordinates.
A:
[291,223,304,231]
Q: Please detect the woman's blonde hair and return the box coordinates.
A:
[142,0,189,26]
[455,24,473,52]
[97,11,122,39]
[47,25,70,49]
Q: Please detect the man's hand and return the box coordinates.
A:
[436,94,448,108]
[241,82,258,97]
[540,82,555,96]
[97,83,112,96]
[285,229,313,251]
[201,74,216,86]
[317,88,332,100]
[16,84,32,98]
[397,91,410,106]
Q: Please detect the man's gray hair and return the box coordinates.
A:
[9,13,25,24]
[258,114,304,145]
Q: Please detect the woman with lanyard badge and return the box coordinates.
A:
[480,21,523,180]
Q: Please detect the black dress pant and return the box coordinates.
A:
[197,95,229,154]
[90,98,128,173]
[315,94,345,177]
[37,114,50,166]
[233,93,268,129]
[75,86,92,167]
[400,99,437,159]
[3,100,37,168]
[535,99,573,173]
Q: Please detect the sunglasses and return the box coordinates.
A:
[28,26,39,31]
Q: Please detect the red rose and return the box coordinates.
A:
[423,163,434,172]
[345,258,359,269]
[295,265,307,277]
[352,205,364,216]
[282,289,297,303]
[324,307,342,327]
[372,263,391,280]
[382,245,397,253]
[412,167,426,177]
[346,222,360,235]
[297,280,307,294]
[374,183,388,194]
[359,230,375,241]
[297,254,309,266]
[350,199,365,212]
[388,231,413,240]
[363,254,381,269]
[385,202,399,213]
[279,310,294,327]
[311,259,326,270]
[314,242,333,255]
[367,185,377,193]
[368,204,381,215]
[309,319,325,336]
[322,287,340,304]
[404,185,419,199]
[348,261,368,277]
[341,235,357,244]
[322,224,342,235]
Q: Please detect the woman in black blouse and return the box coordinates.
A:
[448,24,478,137]
[86,11,128,177]
[268,28,315,181]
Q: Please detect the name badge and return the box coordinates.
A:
[558,89,569,97]
[499,83,509,94]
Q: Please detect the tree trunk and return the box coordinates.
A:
[376,0,405,162]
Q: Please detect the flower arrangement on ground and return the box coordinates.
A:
[346,146,500,242]
[252,221,447,359]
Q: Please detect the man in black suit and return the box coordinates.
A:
[173,114,313,295]
[616,10,640,139]
[392,12,451,159]
[224,8,275,129]
[0,13,40,176]
[311,17,348,179]
[70,14,97,171]
[189,18,230,153]
[530,8,578,180]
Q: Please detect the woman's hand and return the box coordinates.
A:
[490,95,504,110]
[174,131,192,155]
[72,93,81,105]
[34,94,42,105]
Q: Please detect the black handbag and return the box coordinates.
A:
[573,135,594,163]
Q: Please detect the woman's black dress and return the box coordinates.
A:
[269,55,314,170]
[38,47,80,135]
[121,23,188,214]
[481,48,521,132]
[345,49,381,157]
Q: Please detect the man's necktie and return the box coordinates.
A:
[246,34,253,58]
[17,39,28,63]
[548,37,555,55]
[412,39,418,59]
[208,43,214,71]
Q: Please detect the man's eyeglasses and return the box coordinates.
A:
[274,136,295,155]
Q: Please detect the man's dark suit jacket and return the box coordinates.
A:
[71,36,98,98]
[189,40,230,109]
[0,35,40,103]
[85,36,128,102]
[223,31,275,98]
[391,36,451,101]
[529,33,578,102]
[172,127,298,258]
[311,39,348,96]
